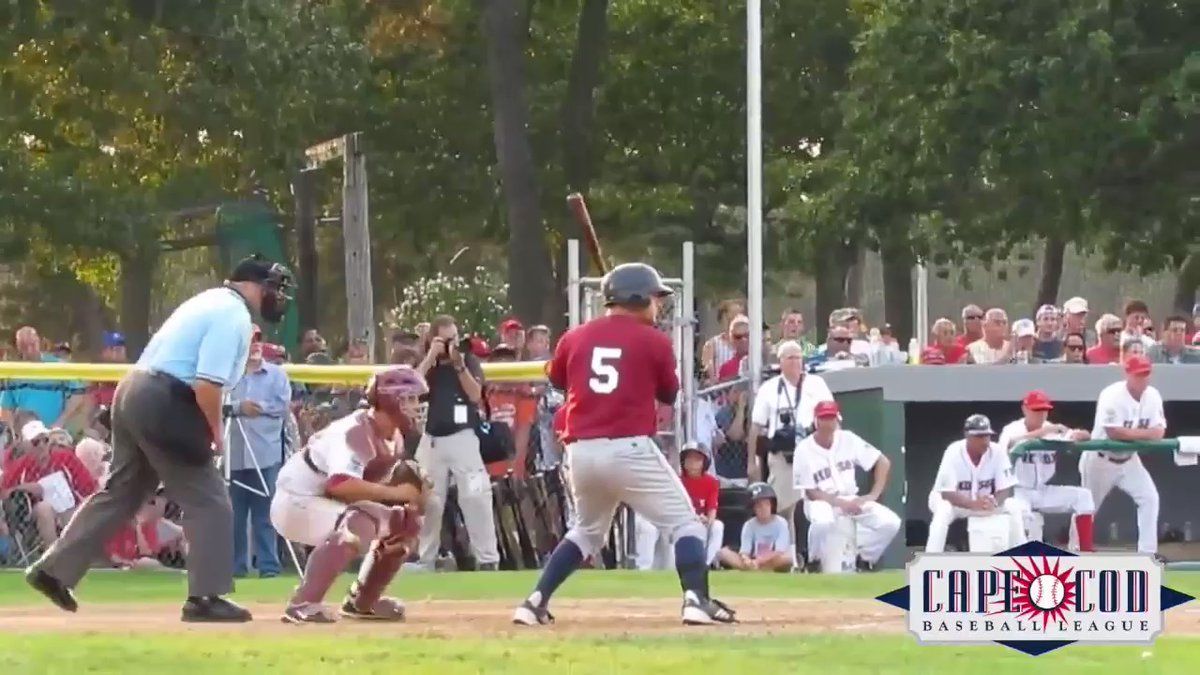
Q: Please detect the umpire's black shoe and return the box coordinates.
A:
[181,596,253,623]
[25,568,78,613]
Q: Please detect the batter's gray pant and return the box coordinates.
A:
[565,436,704,557]
[34,370,235,597]
[414,429,500,566]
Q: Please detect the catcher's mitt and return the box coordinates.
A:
[384,458,432,509]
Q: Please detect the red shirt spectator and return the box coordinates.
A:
[681,472,720,516]
[717,354,743,380]
[105,520,160,562]
[0,438,98,502]
[1086,344,1120,364]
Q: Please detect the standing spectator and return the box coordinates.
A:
[1,421,97,547]
[701,299,745,383]
[927,318,967,364]
[716,315,751,380]
[484,344,537,478]
[413,315,499,571]
[343,338,371,365]
[967,309,1012,365]
[85,332,127,437]
[1122,300,1157,349]
[1062,297,1095,345]
[525,325,552,361]
[955,304,985,349]
[776,309,818,357]
[299,329,327,360]
[227,337,290,578]
[1062,332,1089,364]
[679,443,723,566]
[1086,314,1123,364]
[1148,315,1200,364]
[1032,305,1064,362]
[388,332,421,364]
[0,326,87,430]
[498,318,526,358]
[1011,319,1037,363]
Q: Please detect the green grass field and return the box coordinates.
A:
[0,569,1196,674]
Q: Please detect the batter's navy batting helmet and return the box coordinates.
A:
[601,262,673,308]
[748,482,777,513]
[963,413,995,436]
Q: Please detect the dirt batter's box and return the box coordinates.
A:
[566,239,696,569]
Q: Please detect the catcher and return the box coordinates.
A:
[270,365,431,624]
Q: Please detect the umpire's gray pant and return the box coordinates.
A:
[35,370,235,597]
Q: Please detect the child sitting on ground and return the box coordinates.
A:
[717,482,793,572]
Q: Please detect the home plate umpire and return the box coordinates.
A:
[26,255,292,623]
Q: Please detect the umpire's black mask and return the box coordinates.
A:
[230,255,294,324]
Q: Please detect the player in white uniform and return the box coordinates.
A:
[997,390,1095,551]
[926,414,1028,552]
[270,366,429,623]
[1077,355,1163,555]
[793,400,900,571]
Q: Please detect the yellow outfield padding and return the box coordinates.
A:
[0,360,548,385]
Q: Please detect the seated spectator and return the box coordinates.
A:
[926,318,967,364]
[1120,337,1146,362]
[1121,300,1157,349]
[828,308,872,359]
[679,443,723,567]
[1086,314,1123,364]
[702,299,746,383]
[1010,319,1037,363]
[1062,297,1094,345]
[1032,305,1064,361]
[717,315,751,380]
[956,304,985,349]
[810,325,865,372]
[105,497,187,570]
[1062,332,1089,364]
[0,421,97,547]
[484,344,536,478]
[1148,315,1200,364]
[75,437,110,485]
[920,346,947,365]
[717,482,793,572]
[967,308,1012,364]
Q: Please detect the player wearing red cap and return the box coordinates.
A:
[270,366,430,623]
[997,391,1095,551]
[793,401,901,572]
[1077,355,1164,555]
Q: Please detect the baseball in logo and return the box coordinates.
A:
[879,541,1194,655]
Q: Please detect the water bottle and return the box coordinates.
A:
[1185,521,1193,542]
[1109,522,1119,542]
[1015,350,1030,364]
[908,338,920,364]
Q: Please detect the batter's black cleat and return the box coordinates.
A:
[681,591,737,625]
[181,596,253,623]
[25,568,78,613]
[512,599,555,626]
[856,557,877,573]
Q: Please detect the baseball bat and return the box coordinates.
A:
[567,192,609,274]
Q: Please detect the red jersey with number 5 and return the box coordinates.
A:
[548,314,679,442]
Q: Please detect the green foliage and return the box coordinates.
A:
[384,266,511,337]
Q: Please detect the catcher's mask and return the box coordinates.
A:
[366,365,428,431]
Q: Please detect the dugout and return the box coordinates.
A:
[824,364,1200,570]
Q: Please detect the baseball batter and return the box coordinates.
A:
[512,262,736,626]
[270,366,429,623]
[996,390,1095,551]
[926,414,1028,552]
[1077,355,1163,554]
[793,400,900,571]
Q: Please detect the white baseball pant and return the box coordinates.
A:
[413,429,500,566]
[270,490,394,546]
[634,514,723,568]
[925,493,1028,553]
[1076,452,1159,553]
[564,436,704,558]
[804,500,901,565]
[1016,485,1094,541]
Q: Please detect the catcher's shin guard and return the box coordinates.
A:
[348,506,418,613]
[292,509,376,605]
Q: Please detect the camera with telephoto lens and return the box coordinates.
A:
[770,410,798,461]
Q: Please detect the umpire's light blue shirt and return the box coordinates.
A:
[137,287,253,390]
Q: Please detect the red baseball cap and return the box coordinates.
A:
[1022,390,1054,411]
[467,336,491,358]
[500,318,524,333]
[814,400,841,419]
[1124,354,1152,376]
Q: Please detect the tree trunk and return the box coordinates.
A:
[844,244,868,308]
[813,239,855,343]
[482,0,556,328]
[1033,237,1066,313]
[551,0,609,335]
[293,168,320,333]
[881,242,914,344]
[67,278,113,358]
[1172,252,1200,314]
[119,247,158,360]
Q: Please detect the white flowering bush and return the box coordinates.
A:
[384,266,511,336]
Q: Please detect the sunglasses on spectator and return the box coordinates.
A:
[732,332,749,340]
[1106,328,1122,335]
[830,336,852,343]
[965,314,984,320]
[1066,344,1085,351]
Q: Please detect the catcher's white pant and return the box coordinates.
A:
[270,489,394,546]
[925,493,1028,553]
[413,430,500,566]
[1075,452,1159,553]
[804,500,900,565]
[1016,485,1094,541]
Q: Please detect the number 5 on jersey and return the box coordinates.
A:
[589,347,623,394]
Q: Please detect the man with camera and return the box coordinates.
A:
[411,315,499,571]
[747,340,833,549]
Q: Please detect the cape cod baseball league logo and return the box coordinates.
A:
[877,541,1194,656]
